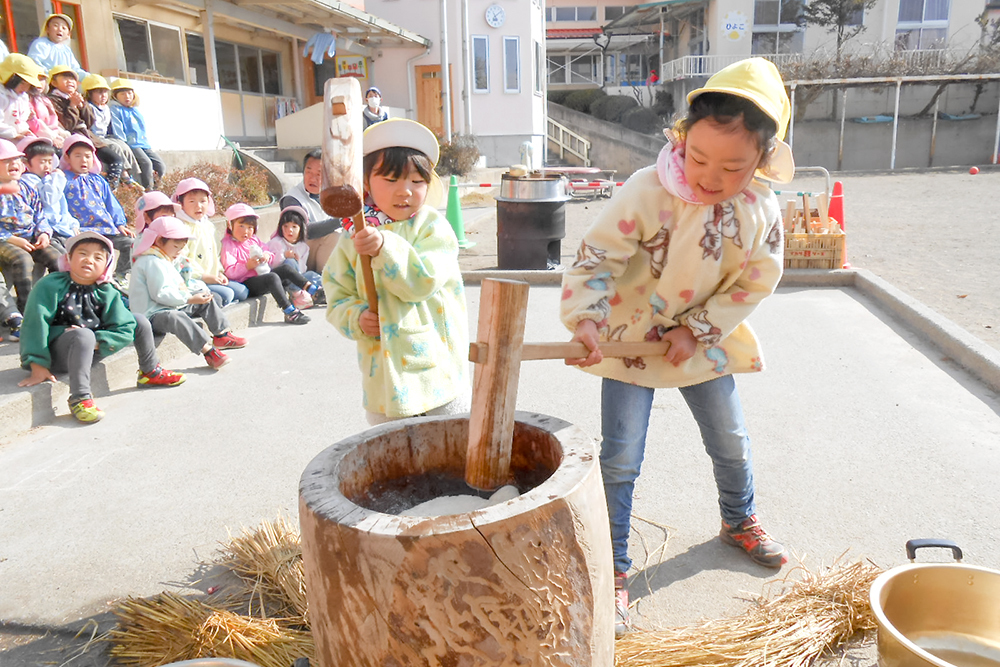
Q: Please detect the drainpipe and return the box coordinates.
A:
[407,47,431,120]
[440,0,453,142]
[461,0,473,134]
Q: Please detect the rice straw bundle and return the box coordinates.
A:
[221,516,309,622]
[614,560,882,667]
[108,592,314,667]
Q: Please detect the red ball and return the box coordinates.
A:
[970,166,980,175]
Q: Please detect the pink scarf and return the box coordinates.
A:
[655,136,701,205]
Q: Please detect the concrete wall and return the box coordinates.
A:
[128,80,226,151]
[547,102,662,177]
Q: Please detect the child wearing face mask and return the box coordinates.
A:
[362,87,388,129]
[560,58,795,637]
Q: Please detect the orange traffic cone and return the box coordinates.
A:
[828,181,849,268]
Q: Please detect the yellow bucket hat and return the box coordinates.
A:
[48,64,77,80]
[43,13,74,32]
[110,77,134,92]
[81,73,110,93]
[685,58,794,183]
[0,54,46,88]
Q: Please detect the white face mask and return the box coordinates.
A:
[367,96,380,109]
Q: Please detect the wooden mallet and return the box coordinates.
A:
[320,77,378,317]
[465,278,671,491]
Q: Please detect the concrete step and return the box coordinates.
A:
[0,296,289,440]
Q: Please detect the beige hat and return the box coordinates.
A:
[362,118,440,166]
[43,13,74,33]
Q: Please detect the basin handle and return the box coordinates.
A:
[905,538,963,563]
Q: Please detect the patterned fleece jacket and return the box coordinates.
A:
[560,166,784,388]
[323,205,469,419]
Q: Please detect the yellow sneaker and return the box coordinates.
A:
[69,398,105,423]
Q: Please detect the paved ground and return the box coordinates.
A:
[3,167,1000,666]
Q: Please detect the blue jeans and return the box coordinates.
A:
[208,281,249,305]
[600,375,756,574]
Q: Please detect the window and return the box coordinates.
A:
[186,32,208,86]
[552,6,598,22]
[533,40,543,94]
[605,6,627,21]
[896,0,950,50]
[472,35,489,92]
[114,15,186,81]
[503,36,520,93]
[547,53,601,85]
[751,0,804,55]
[216,39,281,94]
[547,55,566,84]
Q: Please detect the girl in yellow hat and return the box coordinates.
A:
[27,14,83,78]
[559,58,794,636]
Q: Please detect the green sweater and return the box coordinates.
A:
[20,273,136,370]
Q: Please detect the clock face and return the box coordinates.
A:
[485,4,505,28]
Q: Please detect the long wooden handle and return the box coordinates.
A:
[353,211,379,318]
[468,340,671,363]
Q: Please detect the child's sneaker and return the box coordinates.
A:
[204,347,230,369]
[137,365,186,387]
[312,288,327,306]
[614,572,630,638]
[719,514,788,568]
[70,398,104,423]
[284,309,310,325]
[212,332,247,349]
[4,313,22,340]
[292,290,314,310]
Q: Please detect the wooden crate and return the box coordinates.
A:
[781,194,846,269]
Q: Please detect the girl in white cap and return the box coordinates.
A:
[325,118,468,425]
[560,58,794,635]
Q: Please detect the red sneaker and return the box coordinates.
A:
[720,515,788,568]
[614,571,630,638]
[204,347,230,369]
[212,332,247,349]
[137,365,186,387]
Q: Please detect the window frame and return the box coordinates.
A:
[113,13,188,83]
[895,0,950,50]
[533,40,543,95]
[472,34,490,93]
[503,35,520,93]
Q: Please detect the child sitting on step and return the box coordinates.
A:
[18,232,185,423]
[267,205,324,310]
[220,203,310,325]
[129,216,247,370]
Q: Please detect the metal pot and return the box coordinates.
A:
[870,539,1000,667]
[497,173,569,203]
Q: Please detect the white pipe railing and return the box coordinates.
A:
[547,118,591,167]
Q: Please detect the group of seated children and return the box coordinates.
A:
[1,13,163,189]
[5,145,324,423]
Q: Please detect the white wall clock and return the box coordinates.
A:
[485,4,506,28]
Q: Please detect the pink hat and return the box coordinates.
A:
[131,216,192,260]
[57,232,115,284]
[225,202,258,223]
[15,136,52,154]
[172,177,216,217]
[59,134,102,173]
[134,191,181,233]
[272,205,309,240]
[0,138,25,161]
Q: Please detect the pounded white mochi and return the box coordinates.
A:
[400,485,521,517]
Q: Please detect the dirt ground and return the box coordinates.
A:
[461,166,1000,353]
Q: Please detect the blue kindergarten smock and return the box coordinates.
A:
[0,182,51,241]
[63,171,126,236]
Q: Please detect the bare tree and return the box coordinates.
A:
[803,0,879,69]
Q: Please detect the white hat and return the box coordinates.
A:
[362,118,439,166]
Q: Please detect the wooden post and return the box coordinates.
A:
[466,279,529,491]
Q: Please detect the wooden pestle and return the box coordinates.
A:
[319,78,378,317]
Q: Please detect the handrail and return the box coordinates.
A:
[546,118,591,167]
